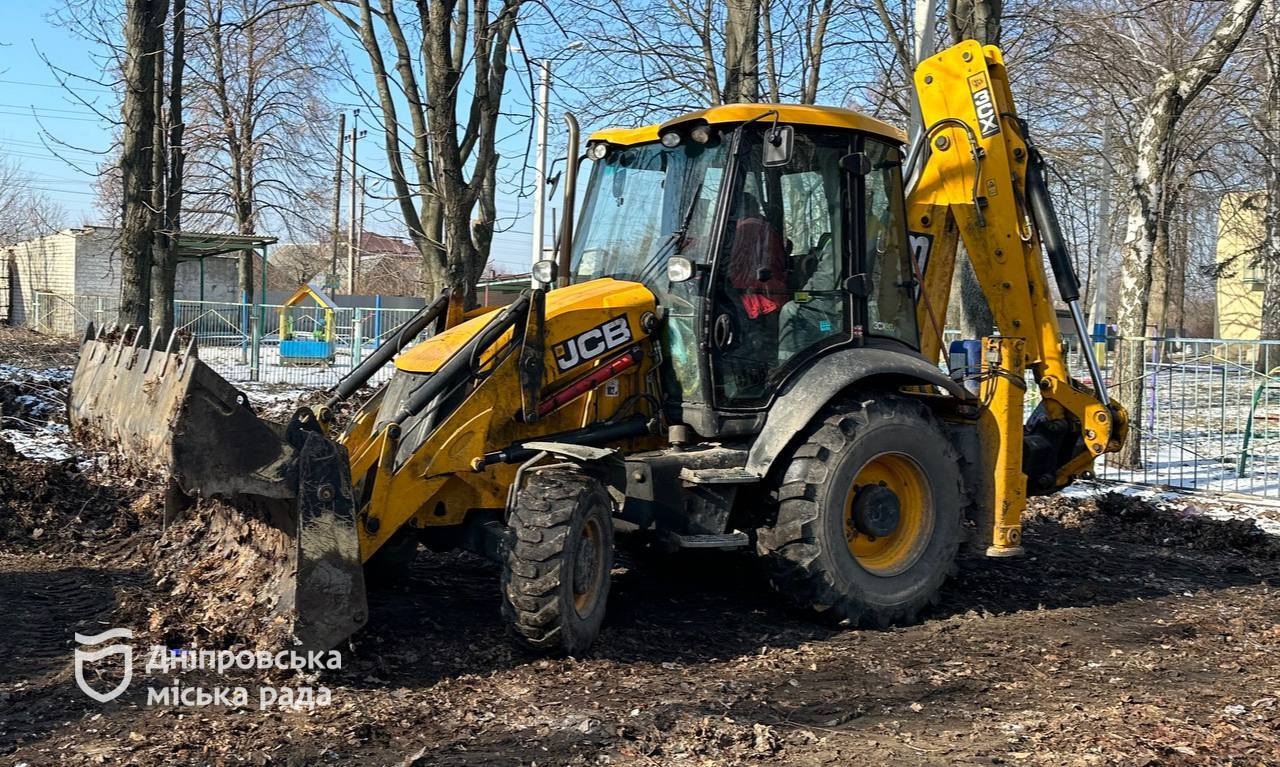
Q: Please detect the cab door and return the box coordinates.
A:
[707,128,856,410]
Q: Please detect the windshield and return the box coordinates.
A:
[571,141,727,285]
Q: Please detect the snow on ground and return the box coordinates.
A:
[0,362,78,462]
[198,342,399,389]
[0,424,75,462]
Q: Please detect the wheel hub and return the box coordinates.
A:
[572,522,602,614]
[851,484,901,538]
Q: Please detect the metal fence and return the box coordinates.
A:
[19,291,1280,499]
[1086,337,1280,499]
[172,300,420,387]
[29,292,121,337]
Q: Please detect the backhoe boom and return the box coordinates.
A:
[906,41,1128,553]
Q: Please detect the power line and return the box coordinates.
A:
[0,102,105,116]
[0,108,107,123]
[0,78,114,93]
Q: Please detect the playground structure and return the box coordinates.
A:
[277,284,337,366]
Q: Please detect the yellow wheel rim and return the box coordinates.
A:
[845,452,933,577]
[572,517,606,617]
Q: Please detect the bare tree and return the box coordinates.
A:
[182,0,338,302]
[151,0,186,337]
[723,0,761,102]
[318,0,521,300]
[1256,1,1280,362]
[0,158,66,246]
[947,0,1001,340]
[556,0,848,127]
[1112,0,1262,467]
[265,243,330,290]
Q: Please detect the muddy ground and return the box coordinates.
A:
[2,325,1279,766]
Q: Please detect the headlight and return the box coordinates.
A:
[667,256,694,283]
[690,125,713,144]
[531,259,558,285]
[588,142,609,160]
[660,131,682,148]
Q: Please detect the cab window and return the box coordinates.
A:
[711,129,850,408]
[862,138,918,346]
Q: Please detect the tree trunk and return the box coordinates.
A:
[1167,199,1188,338]
[151,0,183,338]
[947,0,1002,44]
[119,0,167,329]
[1113,97,1174,468]
[947,0,1001,341]
[723,0,760,103]
[1147,187,1173,338]
[1258,1,1280,375]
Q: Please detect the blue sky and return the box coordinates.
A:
[0,1,116,222]
[0,1,565,275]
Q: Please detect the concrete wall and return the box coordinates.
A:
[175,257,239,302]
[71,228,123,304]
[1215,192,1266,341]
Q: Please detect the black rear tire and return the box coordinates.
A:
[757,394,963,627]
[502,470,614,654]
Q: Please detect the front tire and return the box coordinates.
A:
[757,394,963,627]
[502,470,614,654]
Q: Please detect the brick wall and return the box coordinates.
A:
[7,231,77,328]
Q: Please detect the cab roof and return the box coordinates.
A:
[587,103,906,147]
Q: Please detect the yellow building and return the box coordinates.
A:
[1215,192,1267,340]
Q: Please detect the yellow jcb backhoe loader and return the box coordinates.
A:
[70,40,1126,654]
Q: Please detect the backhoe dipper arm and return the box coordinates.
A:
[904,41,1128,554]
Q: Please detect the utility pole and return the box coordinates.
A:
[348,109,361,295]
[359,174,367,257]
[329,112,345,292]
[1088,122,1113,360]
[530,59,550,286]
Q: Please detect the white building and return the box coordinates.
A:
[3,226,262,335]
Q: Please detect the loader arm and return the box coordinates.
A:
[905,41,1128,554]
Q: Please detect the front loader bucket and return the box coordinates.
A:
[69,324,367,651]
[70,324,290,499]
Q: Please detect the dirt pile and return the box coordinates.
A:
[1030,490,1280,559]
[0,438,155,555]
[139,497,299,651]
[0,324,80,369]
[249,384,373,427]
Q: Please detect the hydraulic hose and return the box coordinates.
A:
[325,291,450,408]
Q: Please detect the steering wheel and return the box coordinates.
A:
[792,231,832,289]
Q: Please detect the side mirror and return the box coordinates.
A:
[763,125,794,167]
[840,152,872,175]
[532,259,558,286]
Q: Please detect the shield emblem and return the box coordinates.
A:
[74,628,134,703]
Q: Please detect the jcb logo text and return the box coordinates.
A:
[553,317,632,371]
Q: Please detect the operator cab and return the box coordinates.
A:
[570,105,918,438]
